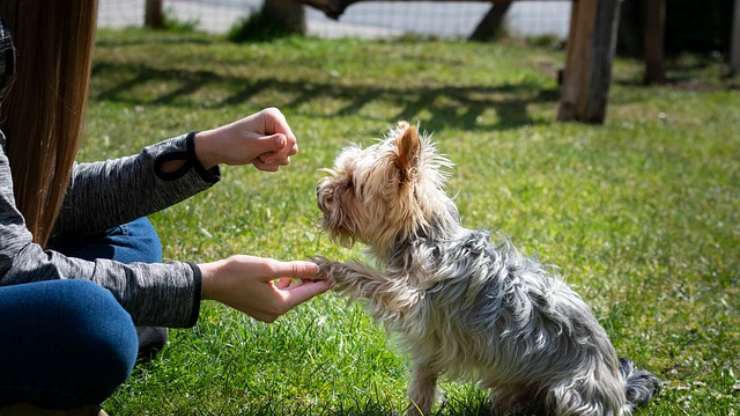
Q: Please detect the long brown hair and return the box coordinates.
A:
[0,0,98,246]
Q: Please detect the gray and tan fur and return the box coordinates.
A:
[315,122,659,416]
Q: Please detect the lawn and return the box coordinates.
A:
[86,29,738,415]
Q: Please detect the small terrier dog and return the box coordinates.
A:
[315,122,660,416]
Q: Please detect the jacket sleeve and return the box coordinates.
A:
[52,132,220,237]
[0,132,201,327]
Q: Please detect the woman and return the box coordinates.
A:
[0,1,330,415]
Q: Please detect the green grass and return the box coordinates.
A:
[85,29,739,415]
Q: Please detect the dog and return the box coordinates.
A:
[315,122,660,416]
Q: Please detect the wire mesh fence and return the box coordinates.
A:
[98,0,572,40]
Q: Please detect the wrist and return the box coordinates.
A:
[198,258,226,300]
[194,130,222,169]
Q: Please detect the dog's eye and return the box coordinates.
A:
[346,177,354,190]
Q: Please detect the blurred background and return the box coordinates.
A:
[98,0,736,57]
[98,0,573,39]
[96,0,740,103]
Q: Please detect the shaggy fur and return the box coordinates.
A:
[315,122,660,416]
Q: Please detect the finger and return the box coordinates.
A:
[284,128,297,148]
[280,280,331,308]
[252,311,278,323]
[253,161,279,172]
[268,260,320,279]
[255,153,283,168]
[263,154,288,165]
[257,152,290,166]
[258,152,277,163]
[261,140,292,163]
[275,277,292,289]
[288,142,298,156]
[271,114,297,149]
[253,133,286,154]
[263,107,296,138]
[234,303,276,323]
[262,119,296,163]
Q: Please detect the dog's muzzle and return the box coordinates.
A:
[316,185,326,212]
[316,184,331,214]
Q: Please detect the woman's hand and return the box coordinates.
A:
[198,255,329,323]
[194,107,298,172]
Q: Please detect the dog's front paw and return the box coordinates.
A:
[310,256,338,284]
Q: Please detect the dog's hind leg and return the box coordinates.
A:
[488,387,539,416]
[407,359,439,416]
[544,377,624,416]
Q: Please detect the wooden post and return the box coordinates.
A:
[643,0,666,83]
[731,0,740,73]
[145,0,164,29]
[557,0,622,124]
[470,1,513,41]
[263,0,306,35]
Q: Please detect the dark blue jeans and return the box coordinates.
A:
[0,218,163,408]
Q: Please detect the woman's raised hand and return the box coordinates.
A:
[194,107,298,172]
[198,256,330,323]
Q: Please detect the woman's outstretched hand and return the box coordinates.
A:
[194,107,298,172]
[198,256,330,323]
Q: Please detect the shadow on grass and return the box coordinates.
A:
[92,60,559,132]
[95,34,217,49]
[613,56,738,91]
[614,75,734,91]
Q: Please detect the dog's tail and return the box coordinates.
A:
[619,358,661,412]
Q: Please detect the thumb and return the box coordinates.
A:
[253,133,286,154]
[267,260,320,280]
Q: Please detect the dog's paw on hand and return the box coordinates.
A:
[310,256,337,284]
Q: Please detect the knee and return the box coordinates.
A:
[120,217,163,263]
[0,280,138,408]
[65,281,138,371]
[51,281,138,403]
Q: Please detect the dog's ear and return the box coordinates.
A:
[394,123,420,182]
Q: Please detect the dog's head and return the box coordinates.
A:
[317,122,456,256]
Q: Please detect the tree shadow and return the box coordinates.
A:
[92,60,560,132]
[613,55,736,91]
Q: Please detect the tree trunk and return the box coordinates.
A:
[470,1,512,41]
[145,0,164,29]
[263,0,306,35]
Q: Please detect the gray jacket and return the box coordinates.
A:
[0,130,219,327]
